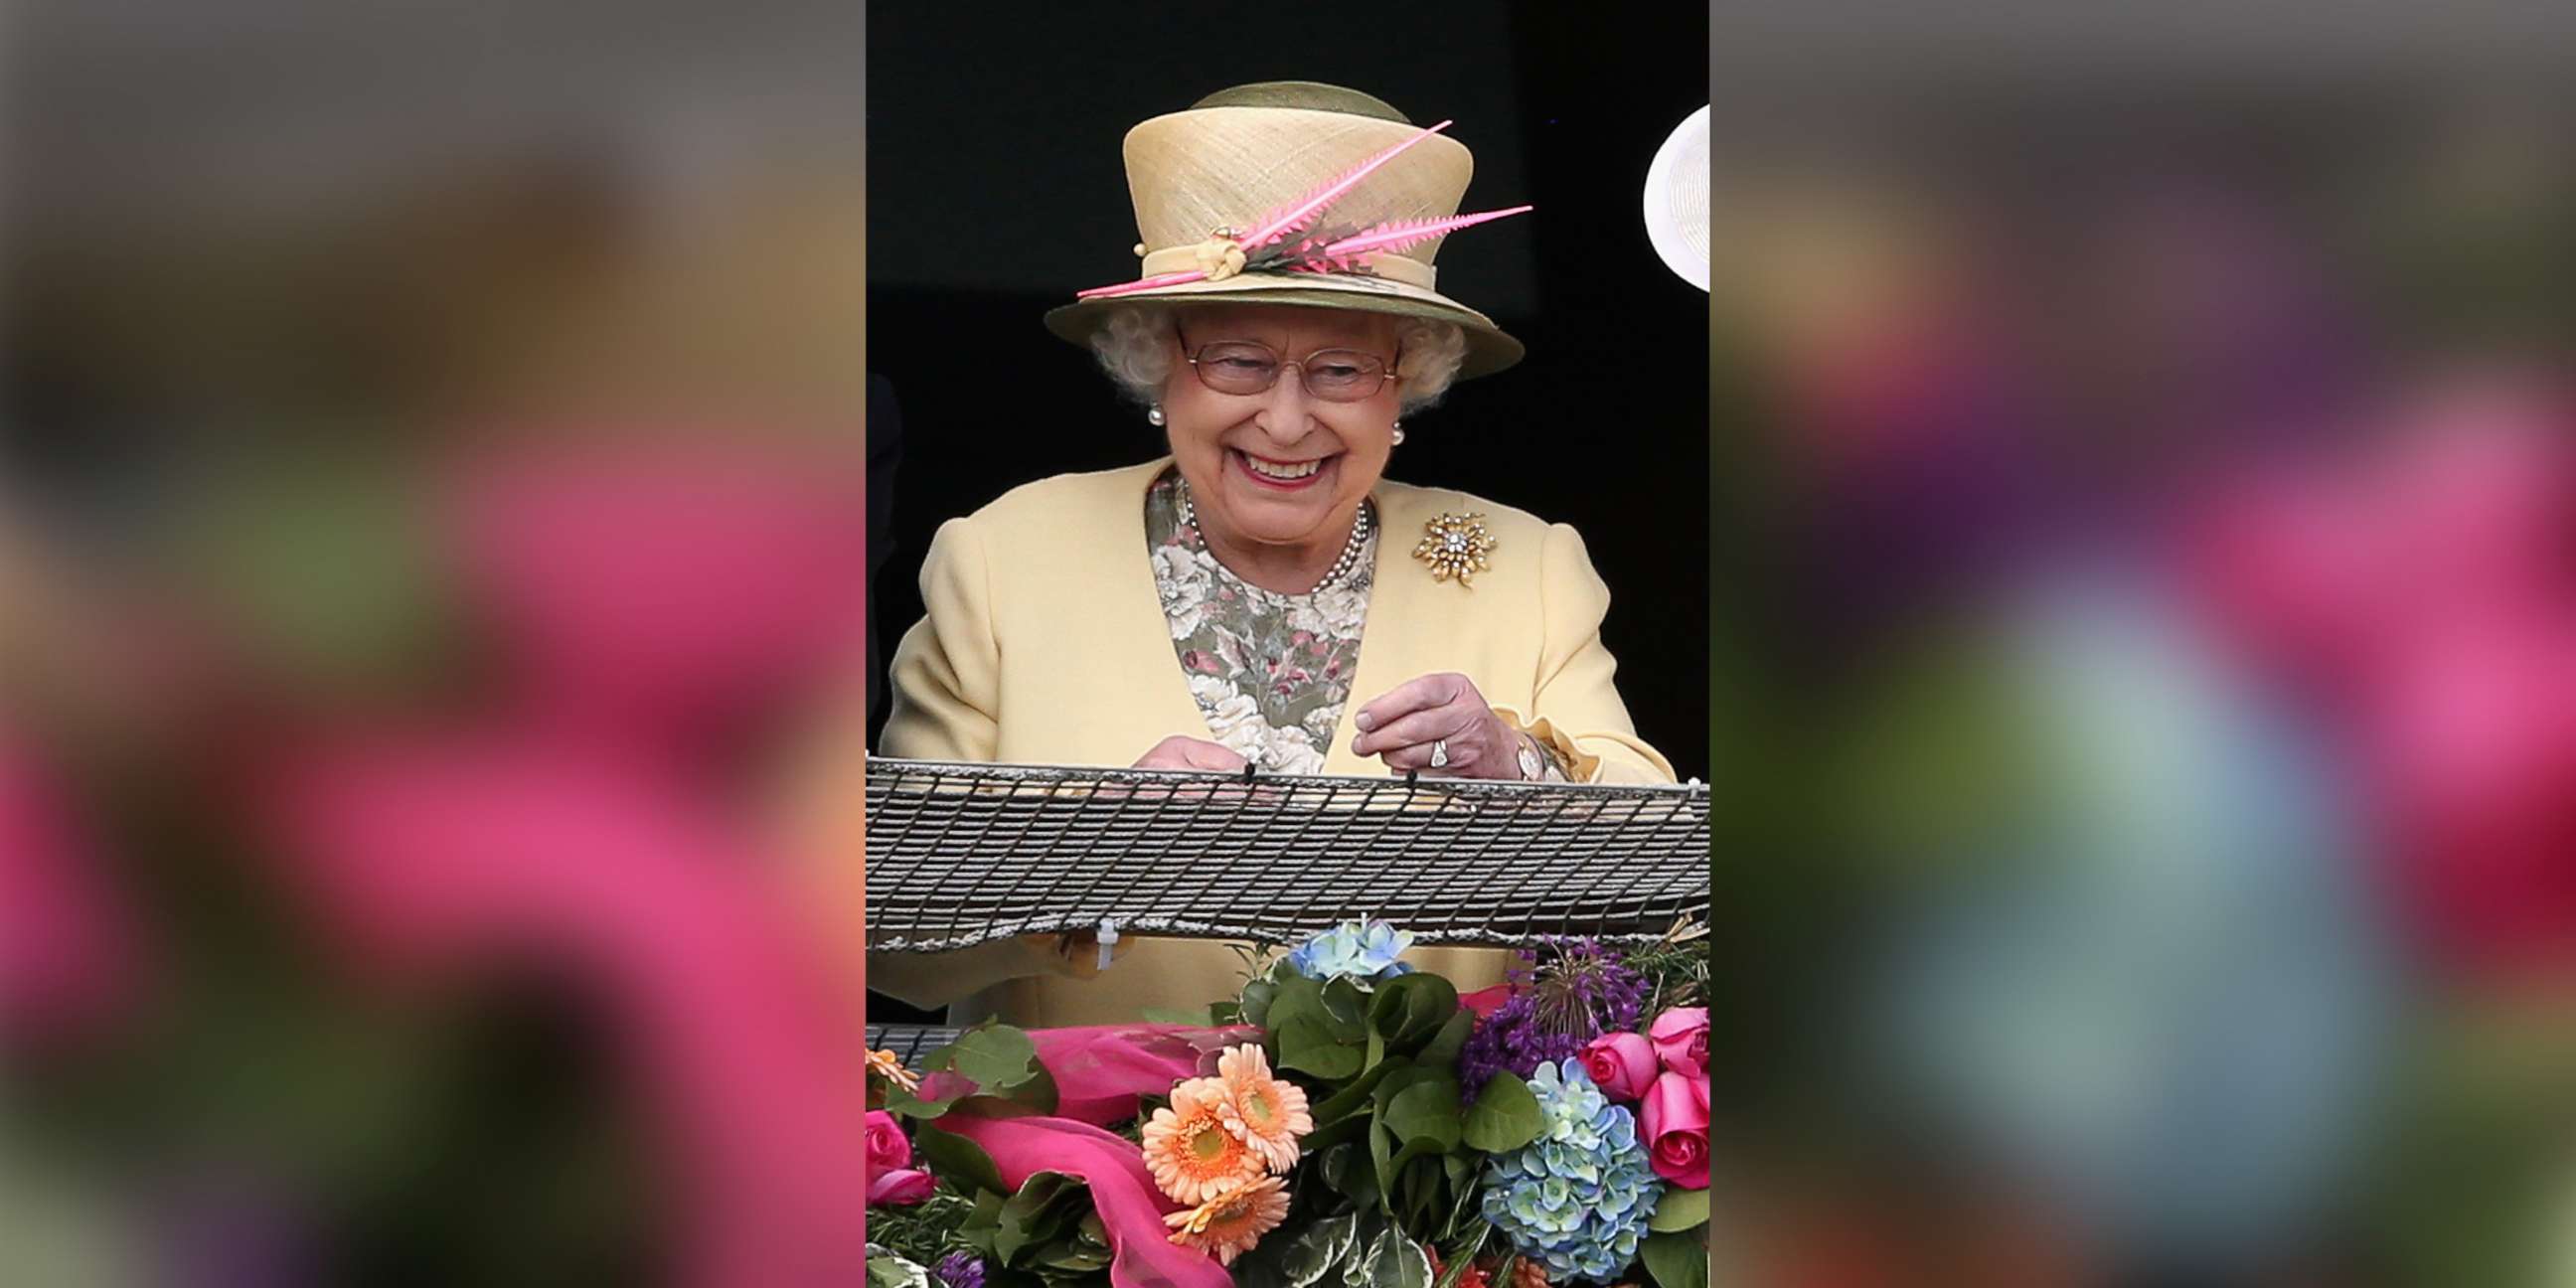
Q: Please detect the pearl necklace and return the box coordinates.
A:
[1176,480,1373,595]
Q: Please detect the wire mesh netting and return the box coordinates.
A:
[865,757,1709,952]
[867,1025,961,1065]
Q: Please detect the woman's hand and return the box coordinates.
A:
[1132,735,1249,772]
[1352,673,1521,779]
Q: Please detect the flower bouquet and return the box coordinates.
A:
[865,920,1711,1288]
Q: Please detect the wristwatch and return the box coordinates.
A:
[1516,733,1545,781]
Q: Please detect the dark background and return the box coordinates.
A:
[864,1,1712,783]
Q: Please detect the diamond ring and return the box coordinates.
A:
[1429,738,1450,769]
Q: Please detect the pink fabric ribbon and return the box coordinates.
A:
[1029,1024,1260,1125]
[936,1112,1233,1288]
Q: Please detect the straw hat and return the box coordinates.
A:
[1044,81,1529,380]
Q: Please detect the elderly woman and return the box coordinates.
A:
[871,82,1675,1025]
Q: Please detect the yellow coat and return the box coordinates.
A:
[871,458,1675,1026]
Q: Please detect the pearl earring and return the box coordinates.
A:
[1390,421,1406,446]
[1147,403,1166,426]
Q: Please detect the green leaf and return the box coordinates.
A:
[1321,1137,1380,1209]
[1383,1079,1464,1154]
[1368,974,1460,1048]
[999,1060,1059,1114]
[1368,1119,1397,1214]
[1238,980,1280,1029]
[960,1188,1005,1252]
[879,1079,947,1119]
[1365,1220,1433,1288]
[1648,1188,1710,1233]
[1462,1072,1543,1153]
[1322,978,1371,1041]
[1267,978,1329,1035]
[1314,1055,1410,1124]
[1370,1062,1447,1111]
[1303,1112,1373,1157]
[912,1121,1009,1197]
[1281,1211,1362,1288]
[1400,1155,1438,1228]
[1642,1230,1709,1288]
[1141,1006,1212,1026]
[936,1026,1044,1091]
[996,1172,1085,1262]
[870,1253,930,1288]
[1038,1244,1112,1274]
[1417,1009,1475,1071]
[1319,1140,1365,1199]
[1280,1016,1364,1079]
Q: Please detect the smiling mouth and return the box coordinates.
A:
[1232,449,1335,488]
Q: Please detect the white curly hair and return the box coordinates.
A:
[1088,303,1469,415]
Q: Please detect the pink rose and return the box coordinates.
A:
[1648,1006,1708,1078]
[1639,1070,1710,1190]
[867,1168,937,1207]
[1459,984,1517,1019]
[866,1109,911,1173]
[1580,1032,1660,1102]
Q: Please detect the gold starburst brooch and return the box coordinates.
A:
[1412,512,1496,587]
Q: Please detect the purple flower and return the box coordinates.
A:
[1458,940,1651,1094]
[933,1251,986,1288]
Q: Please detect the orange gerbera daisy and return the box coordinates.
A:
[1141,1077,1264,1204]
[1214,1044,1314,1172]
[1164,1176,1291,1266]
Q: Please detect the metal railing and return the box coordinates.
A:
[865,757,1709,952]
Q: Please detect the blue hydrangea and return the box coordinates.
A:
[1481,1059,1663,1284]
[1285,918,1416,984]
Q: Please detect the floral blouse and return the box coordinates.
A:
[1146,470,1372,774]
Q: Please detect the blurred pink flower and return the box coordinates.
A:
[1639,1070,1710,1191]
[1578,1032,1659,1102]
[443,438,869,754]
[2182,377,2576,977]
[0,737,138,1039]
[1647,1006,1709,1079]
[266,734,874,1284]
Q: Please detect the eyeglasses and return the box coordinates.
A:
[1176,328,1398,402]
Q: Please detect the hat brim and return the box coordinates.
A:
[1044,272,1525,381]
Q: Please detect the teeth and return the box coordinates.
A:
[1244,454,1324,480]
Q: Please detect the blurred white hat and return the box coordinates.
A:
[1643,104,1709,291]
